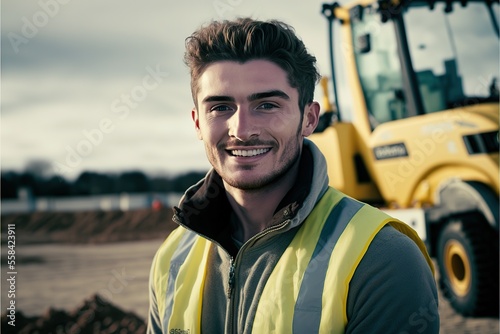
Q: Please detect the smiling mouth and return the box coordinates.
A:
[230,148,271,157]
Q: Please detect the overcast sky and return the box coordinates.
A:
[2,0,336,179]
[2,0,498,179]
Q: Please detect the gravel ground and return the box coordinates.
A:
[6,248,499,333]
[1,208,497,333]
[439,290,499,334]
[435,259,499,334]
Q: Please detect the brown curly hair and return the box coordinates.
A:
[184,18,320,112]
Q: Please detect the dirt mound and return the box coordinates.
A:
[1,294,146,334]
[1,207,177,245]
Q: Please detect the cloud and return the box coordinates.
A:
[5,0,496,179]
[1,0,330,177]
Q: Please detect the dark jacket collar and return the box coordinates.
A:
[173,143,315,255]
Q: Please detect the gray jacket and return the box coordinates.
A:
[148,140,439,333]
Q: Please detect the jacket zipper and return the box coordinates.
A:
[227,218,291,299]
[226,219,291,333]
[174,212,292,333]
[227,257,235,297]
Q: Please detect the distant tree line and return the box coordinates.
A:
[1,169,208,199]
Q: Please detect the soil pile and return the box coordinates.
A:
[1,207,179,332]
[1,294,146,334]
[1,207,177,245]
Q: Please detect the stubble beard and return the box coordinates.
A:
[223,138,300,191]
[206,136,302,192]
[207,112,305,191]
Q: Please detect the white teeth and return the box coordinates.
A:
[231,148,270,157]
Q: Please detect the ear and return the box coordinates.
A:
[301,102,320,137]
[192,108,203,140]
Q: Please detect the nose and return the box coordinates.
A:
[228,107,260,141]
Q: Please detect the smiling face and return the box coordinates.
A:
[192,60,319,191]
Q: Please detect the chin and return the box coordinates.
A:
[222,171,287,191]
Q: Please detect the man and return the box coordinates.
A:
[148,18,439,333]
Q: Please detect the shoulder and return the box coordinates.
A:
[367,223,428,263]
[151,226,189,277]
[349,224,434,290]
[155,226,187,255]
[345,225,439,333]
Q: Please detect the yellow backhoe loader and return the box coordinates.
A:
[310,0,499,316]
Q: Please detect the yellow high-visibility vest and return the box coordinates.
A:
[150,187,433,334]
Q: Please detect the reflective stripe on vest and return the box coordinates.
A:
[153,227,211,334]
[153,187,433,334]
[162,229,198,333]
[252,188,433,334]
[292,196,363,333]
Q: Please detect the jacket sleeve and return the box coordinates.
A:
[147,252,163,334]
[345,225,440,334]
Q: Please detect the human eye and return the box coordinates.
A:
[210,104,233,113]
[256,102,279,111]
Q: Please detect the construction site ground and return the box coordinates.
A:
[1,208,498,333]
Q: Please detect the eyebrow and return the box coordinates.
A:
[202,95,235,104]
[248,90,290,102]
[201,90,290,104]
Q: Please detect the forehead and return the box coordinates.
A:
[196,60,297,103]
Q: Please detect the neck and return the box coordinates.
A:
[224,160,300,243]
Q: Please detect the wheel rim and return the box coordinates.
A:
[444,240,472,297]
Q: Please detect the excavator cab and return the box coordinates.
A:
[350,0,498,127]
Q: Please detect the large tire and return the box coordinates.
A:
[437,214,499,316]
